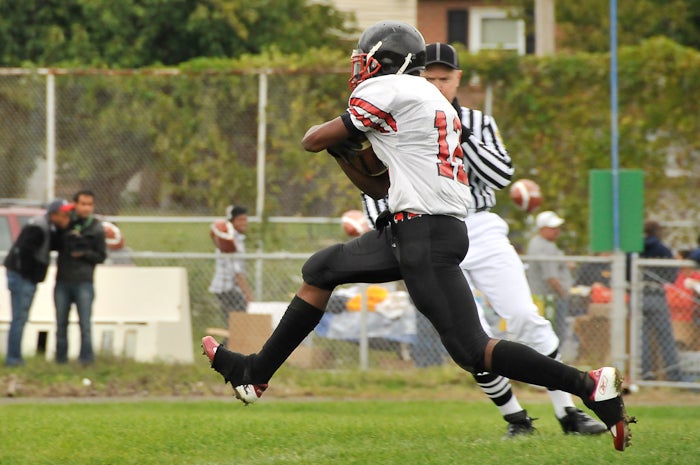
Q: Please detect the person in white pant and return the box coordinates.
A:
[362,43,606,438]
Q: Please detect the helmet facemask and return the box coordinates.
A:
[348,41,383,90]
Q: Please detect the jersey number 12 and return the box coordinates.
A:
[434,110,467,185]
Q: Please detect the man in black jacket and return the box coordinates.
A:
[54,190,106,365]
[4,199,73,367]
[639,220,680,381]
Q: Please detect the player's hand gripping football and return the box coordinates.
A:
[326,135,371,163]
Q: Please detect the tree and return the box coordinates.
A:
[462,38,700,251]
[556,0,700,52]
[510,0,700,53]
[0,0,354,67]
[0,0,354,209]
[0,75,45,199]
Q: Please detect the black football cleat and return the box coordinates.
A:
[503,410,537,439]
[558,407,607,435]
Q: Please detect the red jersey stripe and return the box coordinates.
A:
[349,97,398,132]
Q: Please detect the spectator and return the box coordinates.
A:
[688,233,700,265]
[526,211,575,350]
[575,252,612,288]
[54,190,107,365]
[208,205,253,330]
[3,199,73,367]
[572,252,614,313]
[638,220,680,381]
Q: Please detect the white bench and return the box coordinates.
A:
[0,265,193,364]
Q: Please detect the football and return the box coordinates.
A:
[509,178,542,213]
[345,135,387,177]
[341,209,370,237]
[102,221,125,251]
[210,219,237,252]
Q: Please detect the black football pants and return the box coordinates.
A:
[303,214,491,373]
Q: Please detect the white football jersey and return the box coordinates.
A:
[346,74,471,219]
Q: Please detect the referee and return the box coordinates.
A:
[360,43,606,438]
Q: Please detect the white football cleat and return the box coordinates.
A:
[234,383,268,405]
[584,367,636,451]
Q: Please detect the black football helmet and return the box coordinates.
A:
[349,21,426,90]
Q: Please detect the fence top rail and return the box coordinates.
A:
[522,254,613,263]
[123,251,312,260]
[102,215,342,224]
[633,257,698,268]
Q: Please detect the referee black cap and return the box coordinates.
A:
[426,43,460,70]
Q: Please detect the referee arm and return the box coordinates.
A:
[462,110,514,190]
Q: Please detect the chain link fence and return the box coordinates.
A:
[629,257,700,387]
[3,239,700,388]
[96,251,697,388]
[2,69,699,244]
[0,69,356,218]
[2,69,700,388]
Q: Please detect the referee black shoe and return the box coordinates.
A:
[502,410,536,439]
[558,407,607,435]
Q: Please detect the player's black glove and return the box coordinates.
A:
[374,209,392,236]
[460,126,473,143]
[326,137,365,163]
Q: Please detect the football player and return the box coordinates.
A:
[361,43,607,438]
[202,21,634,451]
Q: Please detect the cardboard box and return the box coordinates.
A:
[227,313,272,355]
[672,321,700,351]
[226,313,330,368]
[287,343,332,369]
[587,303,612,318]
[573,314,611,365]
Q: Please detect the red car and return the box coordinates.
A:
[0,206,48,252]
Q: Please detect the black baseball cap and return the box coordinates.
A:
[425,43,460,69]
[46,198,74,215]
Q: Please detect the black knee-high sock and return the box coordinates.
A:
[250,295,325,383]
[473,372,515,408]
[491,340,593,399]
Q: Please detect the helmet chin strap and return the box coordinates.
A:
[366,41,383,61]
[395,53,413,75]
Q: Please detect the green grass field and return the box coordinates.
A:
[1,399,698,465]
[118,221,345,253]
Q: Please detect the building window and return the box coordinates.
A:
[447,9,468,45]
[468,7,525,55]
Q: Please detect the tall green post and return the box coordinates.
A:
[589,169,644,377]
[589,169,644,253]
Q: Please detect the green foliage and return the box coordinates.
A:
[0,0,354,67]
[0,74,45,198]
[461,38,700,251]
[556,0,700,52]
[508,0,700,53]
[3,37,699,251]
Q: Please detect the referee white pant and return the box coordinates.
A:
[462,211,560,357]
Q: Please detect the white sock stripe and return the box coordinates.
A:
[478,378,512,397]
[481,382,512,397]
[482,384,512,399]
[477,375,509,390]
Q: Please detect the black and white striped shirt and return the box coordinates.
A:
[459,102,513,211]
[361,100,513,224]
[361,195,390,229]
